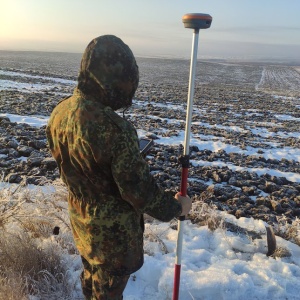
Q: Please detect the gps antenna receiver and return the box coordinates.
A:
[182,13,212,30]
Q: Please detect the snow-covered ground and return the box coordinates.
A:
[124,216,300,300]
[2,97,300,184]
[1,110,300,300]
[1,180,300,300]
[1,57,300,299]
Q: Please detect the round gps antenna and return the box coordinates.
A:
[182,13,212,30]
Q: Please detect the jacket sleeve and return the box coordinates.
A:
[111,129,182,222]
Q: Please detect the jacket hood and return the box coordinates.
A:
[77,35,139,110]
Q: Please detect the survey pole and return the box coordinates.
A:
[173,13,212,300]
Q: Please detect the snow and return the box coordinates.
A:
[71,205,300,299]
[0,69,76,92]
[275,114,300,122]
[0,69,76,85]
[1,112,300,299]
[191,159,300,183]
[0,79,56,92]
[125,216,300,300]
[1,68,300,299]
[136,112,300,183]
[0,113,49,127]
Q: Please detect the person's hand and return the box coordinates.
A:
[175,192,192,216]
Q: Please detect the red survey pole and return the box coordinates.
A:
[172,13,212,300]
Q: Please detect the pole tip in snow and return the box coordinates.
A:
[182,13,212,30]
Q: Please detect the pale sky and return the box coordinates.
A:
[1,0,300,61]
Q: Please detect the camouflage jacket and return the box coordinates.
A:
[46,88,182,275]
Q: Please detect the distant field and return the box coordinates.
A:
[294,67,300,73]
[0,51,299,97]
[256,65,300,95]
[136,58,300,96]
[137,58,263,88]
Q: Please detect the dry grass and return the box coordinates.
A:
[189,191,223,230]
[190,192,300,246]
[0,182,82,300]
[273,216,300,247]
[189,193,280,257]
[144,226,169,255]
[0,183,299,299]
[0,270,28,300]
[0,230,63,291]
[0,181,69,229]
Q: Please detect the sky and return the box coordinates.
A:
[1,0,300,60]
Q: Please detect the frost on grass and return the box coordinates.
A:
[127,197,300,300]
[0,183,83,300]
[273,215,300,247]
[188,193,298,258]
[1,184,300,299]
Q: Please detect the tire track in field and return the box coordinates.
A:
[256,66,300,95]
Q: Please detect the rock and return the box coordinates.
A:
[207,184,241,199]
[146,133,159,139]
[27,156,44,167]
[5,173,22,183]
[9,149,20,158]
[17,145,35,157]
[190,145,199,152]
[228,176,237,185]
[235,209,246,218]
[270,200,284,213]
[293,209,300,217]
[0,116,10,123]
[242,186,257,196]
[41,157,57,170]
[212,171,221,183]
[6,140,18,149]
[256,197,266,206]
[28,140,47,150]
[219,170,232,182]
[265,181,280,193]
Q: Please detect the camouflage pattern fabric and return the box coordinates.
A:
[46,35,182,277]
[77,35,139,111]
[81,256,129,300]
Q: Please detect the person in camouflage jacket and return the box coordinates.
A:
[46,35,192,300]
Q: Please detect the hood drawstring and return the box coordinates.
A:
[122,106,130,119]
